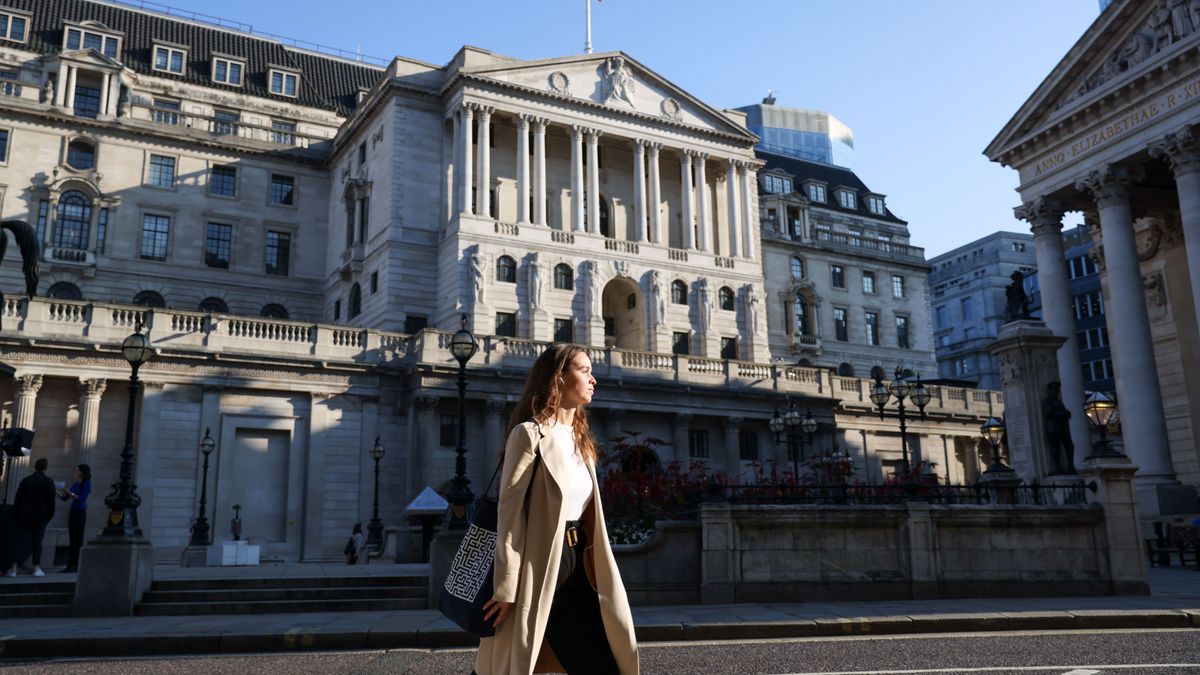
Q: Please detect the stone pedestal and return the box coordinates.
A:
[428,527,461,610]
[988,320,1076,483]
[72,536,155,617]
[1079,455,1149,595]
[181,545,208,567]
[979,467,1022,505]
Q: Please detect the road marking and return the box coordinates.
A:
[1060,670,1102,675]
[780,665,1200,675]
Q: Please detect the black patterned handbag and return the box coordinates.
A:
[439,445,541,637]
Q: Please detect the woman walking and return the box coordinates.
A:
[56,464,91,573]
[475,344,639,675]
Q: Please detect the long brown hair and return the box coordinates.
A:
[506,343,598,466]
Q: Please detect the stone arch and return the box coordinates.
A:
[601,275,644,351]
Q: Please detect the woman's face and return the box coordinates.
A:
[558,351,596,410]
[74,467,83,481]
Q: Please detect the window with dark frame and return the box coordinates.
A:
[370,271,378,294]
[719,286,734,311]
[214,109,239,135]
[205,222,232,269]
[554,318,573,343]
[261,303,288,320]
[212,58,243,86]
[265,230,291,276]
[67,139,95,170]
[862,270,876,294]
[349,283,362,319]
[270,174,295,205]
[404,315,428,334]
[210,165,236,197]
[671,280,688,304]
[54,191,90,250]
[831,264,845,289]
[554,263,574,290]
[440,414,457,447]
[673,331,690,355]
[73,85,101,119]
[0,128,8,162]
[834,307,848,341]
[688,429,709,458]
[896,315,910,349]
[496,312,517,337]
[496,255,517,283]
[738,429,758,461]
[0,12,29,42]
[148,154,175,188]
[892,275,905,299]
[865,312,879,346]
[333,299,341,322]
[153,45,186,74]
[96,207,107,254]
[720,337,737,360]
[791,257,804,280]
[140,214,170,261]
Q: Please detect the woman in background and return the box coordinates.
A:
[57,463,90,574]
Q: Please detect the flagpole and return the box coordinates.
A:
[584,0,593,54]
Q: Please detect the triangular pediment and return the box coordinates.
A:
[986,0,1200,161]
[462,52,755,141]
[58,49,123,69]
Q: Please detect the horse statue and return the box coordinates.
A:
[0,220,41,330]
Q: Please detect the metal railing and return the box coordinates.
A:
[705,481,1091,506]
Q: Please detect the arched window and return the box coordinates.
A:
[793,296,809,336]
[599,197,611,238]
[55,191,91,250]
[496,255,516,283]
[261,303,288,319]
[718,286,735,311]
[133,290,165,308]
[553,263,574,290]
[199,297,228,313]
[47,282,83,300]
[791,256,804,280]
[671,280,688,305]
[837,362,855,377]
[349,282,362,319]
[67,139,95,170]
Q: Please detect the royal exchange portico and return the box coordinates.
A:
[987,0,1200,515]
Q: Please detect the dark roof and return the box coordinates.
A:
[2,0,384,115]
[755,150,906,225]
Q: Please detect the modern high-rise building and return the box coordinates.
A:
[734,98,854,168]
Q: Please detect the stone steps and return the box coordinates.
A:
[133,574,430,616]
[0,580,75,618]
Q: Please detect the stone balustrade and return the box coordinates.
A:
[0,297,1003,416]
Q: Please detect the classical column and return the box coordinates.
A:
[98,73,111,117]
[726,159,742,258]
[586,129,602,235]
[77,379,107,467]
[533,118,548,226]
[459,105,475,215]
[695,153,710,252]
[4,374,43,496]
[1150,126,1200,338]
[632,140,647,241]
[723,416,743,478]
[1076,167,1174,481]
[483,399,507,493]
[740,166,756,259]
[571,126,585,232]
[477,106,493,219]
[516,113,531,225]
[680,150,695,250]
[648,143,663,245]
[63,66,76,112]
[672,413,692,465]
[1015,197,1092,461]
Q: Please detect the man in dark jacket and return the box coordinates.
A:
[9,457,55,577]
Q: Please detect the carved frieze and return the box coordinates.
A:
[547,71,571,96]
[660,97,682,123]
[600,56,635,108]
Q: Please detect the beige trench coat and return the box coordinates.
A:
[474,421,640,675]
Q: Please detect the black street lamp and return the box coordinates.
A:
[367,436,385,550]
[103,324,152,537]
[1083,391,1123,459]
[190,428,216,546]
[870,367,931,479]
[447,314,478,529]
[770,401,818,481]
[979,416,1013,473]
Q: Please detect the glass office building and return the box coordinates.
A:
[735,100,855,168]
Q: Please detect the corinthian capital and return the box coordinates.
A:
[80,378,108,399]
[16,373,43,395]
[1014,196,1065,237]
[1149,125,1200,177]
[1075,165,1143,208]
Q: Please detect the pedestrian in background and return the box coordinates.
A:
[476,343,639,675]
[344,522,365,565]
[8,457,55,578]
[56,463,91,573]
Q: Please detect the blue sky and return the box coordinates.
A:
[160,0,1099,256]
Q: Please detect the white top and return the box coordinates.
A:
[545,420,593,520]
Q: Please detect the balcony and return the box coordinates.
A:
[124,103,331,159]
[812,230,926,261]
[0,297,1003,420]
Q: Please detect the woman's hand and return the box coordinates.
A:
[482,597,513,628]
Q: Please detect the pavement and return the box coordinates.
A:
[0,566,1197,660]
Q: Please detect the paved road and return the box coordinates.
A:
[3,629,1198,674]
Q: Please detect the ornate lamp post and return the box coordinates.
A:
[367,436,385,550]
[103,324,152,537]
[190,428,216,546]
[770,402,817,481]
[870,367,931,479]
[1083,391,1123,459]
[447,314,478,528]
[979,416,1013,473]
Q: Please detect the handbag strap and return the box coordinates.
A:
[485,422,545,498]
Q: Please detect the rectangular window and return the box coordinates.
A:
[269,70,299,97]
[738,429,758,461]
[831,264,845,289]
[935,305,948,329]
[140,214,170,261]
[148,154,175,188]
[554,318,573,343]
[152,98,181,126]
[720,336,737,360]
[440,414,457,447]
[896,315,910,349]
[0,12,28,42]
[604,317,615,337]
[214,109,239,136]
[209,165,236,197]
[763,175,792,194]
[892,275,905,299]
[403,315,427,334]
[270,174,295,205]
[495,312,517,337]
[271,120,296,145]
[153,45,186,74]
[866,196,886,215]
[370,271,378,295]
[65,27,118,57]
[333,299,341,322]
[862,270,875,294]
[35,199,48,242]
[73,85,101,119]
[0,128,7,163]
[673,331,690,355]
[265,230,291,276]
[688,429,709,459]
[833,307,848,341]
[205,222,232,269]
[836,190,856,209]
[938,334,950,347]
[807,184,826,203]
[358,141,367,166]
[211,57,244,86]
[961,298,973,322]
[865,312,879,346]
[96,207,108,255]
